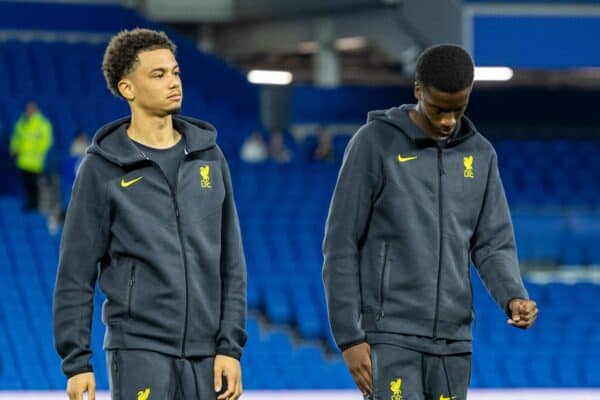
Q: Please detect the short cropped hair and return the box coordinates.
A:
[102,28,177,97]
[415,44,474,93]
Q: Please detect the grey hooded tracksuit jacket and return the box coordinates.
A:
[323,105,528,353]
[53,115,247,378]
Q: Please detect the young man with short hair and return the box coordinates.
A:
[323,44,538,399]
[53,28,246,400]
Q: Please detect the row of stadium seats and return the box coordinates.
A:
[0,39,253,104]
[0,196,598,389]
[495,140,600,206]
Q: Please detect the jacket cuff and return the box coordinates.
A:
[216,347,243,360]
[65,366,94,379]
[338,337,367,352]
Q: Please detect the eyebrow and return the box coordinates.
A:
[426,101,464,113]
[149,65,180,73]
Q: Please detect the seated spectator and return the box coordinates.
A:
[69,129,90,158]
[313,126,335,163]
[269,131,292,164]
[240,130,268,163]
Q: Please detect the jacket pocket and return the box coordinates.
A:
[377,242,390,320]
[126,264,136,319]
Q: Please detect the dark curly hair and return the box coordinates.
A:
[102,28,177,98]
[415,44,474,93]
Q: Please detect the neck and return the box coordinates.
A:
[127,108,181,149]
[409,105,431,137]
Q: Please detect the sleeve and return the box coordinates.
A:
[470,150,528,315]
[322,126,383,351]
[215,149,247,359]
[53,155,110,377]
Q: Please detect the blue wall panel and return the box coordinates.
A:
[474,15,600,68]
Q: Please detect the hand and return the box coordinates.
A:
[66,372,96,400]
[342,342,373,397]
[214,354,242,400]
[508,298,538,329]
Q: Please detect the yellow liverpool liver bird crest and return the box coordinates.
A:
[200,165,212,188]
[390,377,403,400]
[137,387,150,400]
[464,155,474,179]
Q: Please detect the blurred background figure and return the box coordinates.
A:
[240,130,268,163]
[269,131,292,164]
[9,101,53,212]
[68,129,90,158]
[312,125,335,163]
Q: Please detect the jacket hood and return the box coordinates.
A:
[367,104,478,147]
[89,115,217,166]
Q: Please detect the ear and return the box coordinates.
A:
[118,78,134,101]
[413,82,421,102]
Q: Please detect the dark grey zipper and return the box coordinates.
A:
[127,264,136,319]
[432,148,445,338]
[376,242,390,320]
[141,151,190,356]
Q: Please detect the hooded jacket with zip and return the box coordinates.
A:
[53,115,247,378]
[322,105,528,351]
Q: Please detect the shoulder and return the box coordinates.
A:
[348,121,391,154]
[472,132,496,153]
[461,125,498,163]
[76,153,121,186]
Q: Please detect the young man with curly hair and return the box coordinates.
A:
[53,28,246,400]
[322,44,538,399]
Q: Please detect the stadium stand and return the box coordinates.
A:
[0,196,599,389]
[0,1,598,392]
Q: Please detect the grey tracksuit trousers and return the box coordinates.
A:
[106,350,223,400]
[367,344,471,400]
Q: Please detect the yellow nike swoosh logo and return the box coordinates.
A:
[121,176,144,188]
[398,154,417,163]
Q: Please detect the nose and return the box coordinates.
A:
[169,73,181,88]
[440,113,456,131]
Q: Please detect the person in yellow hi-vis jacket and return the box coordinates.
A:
[10,101,53,211]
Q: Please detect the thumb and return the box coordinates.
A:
[510,300,521,321]
[214,362,223,392]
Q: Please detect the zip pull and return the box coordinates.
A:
[438,149,445,175]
